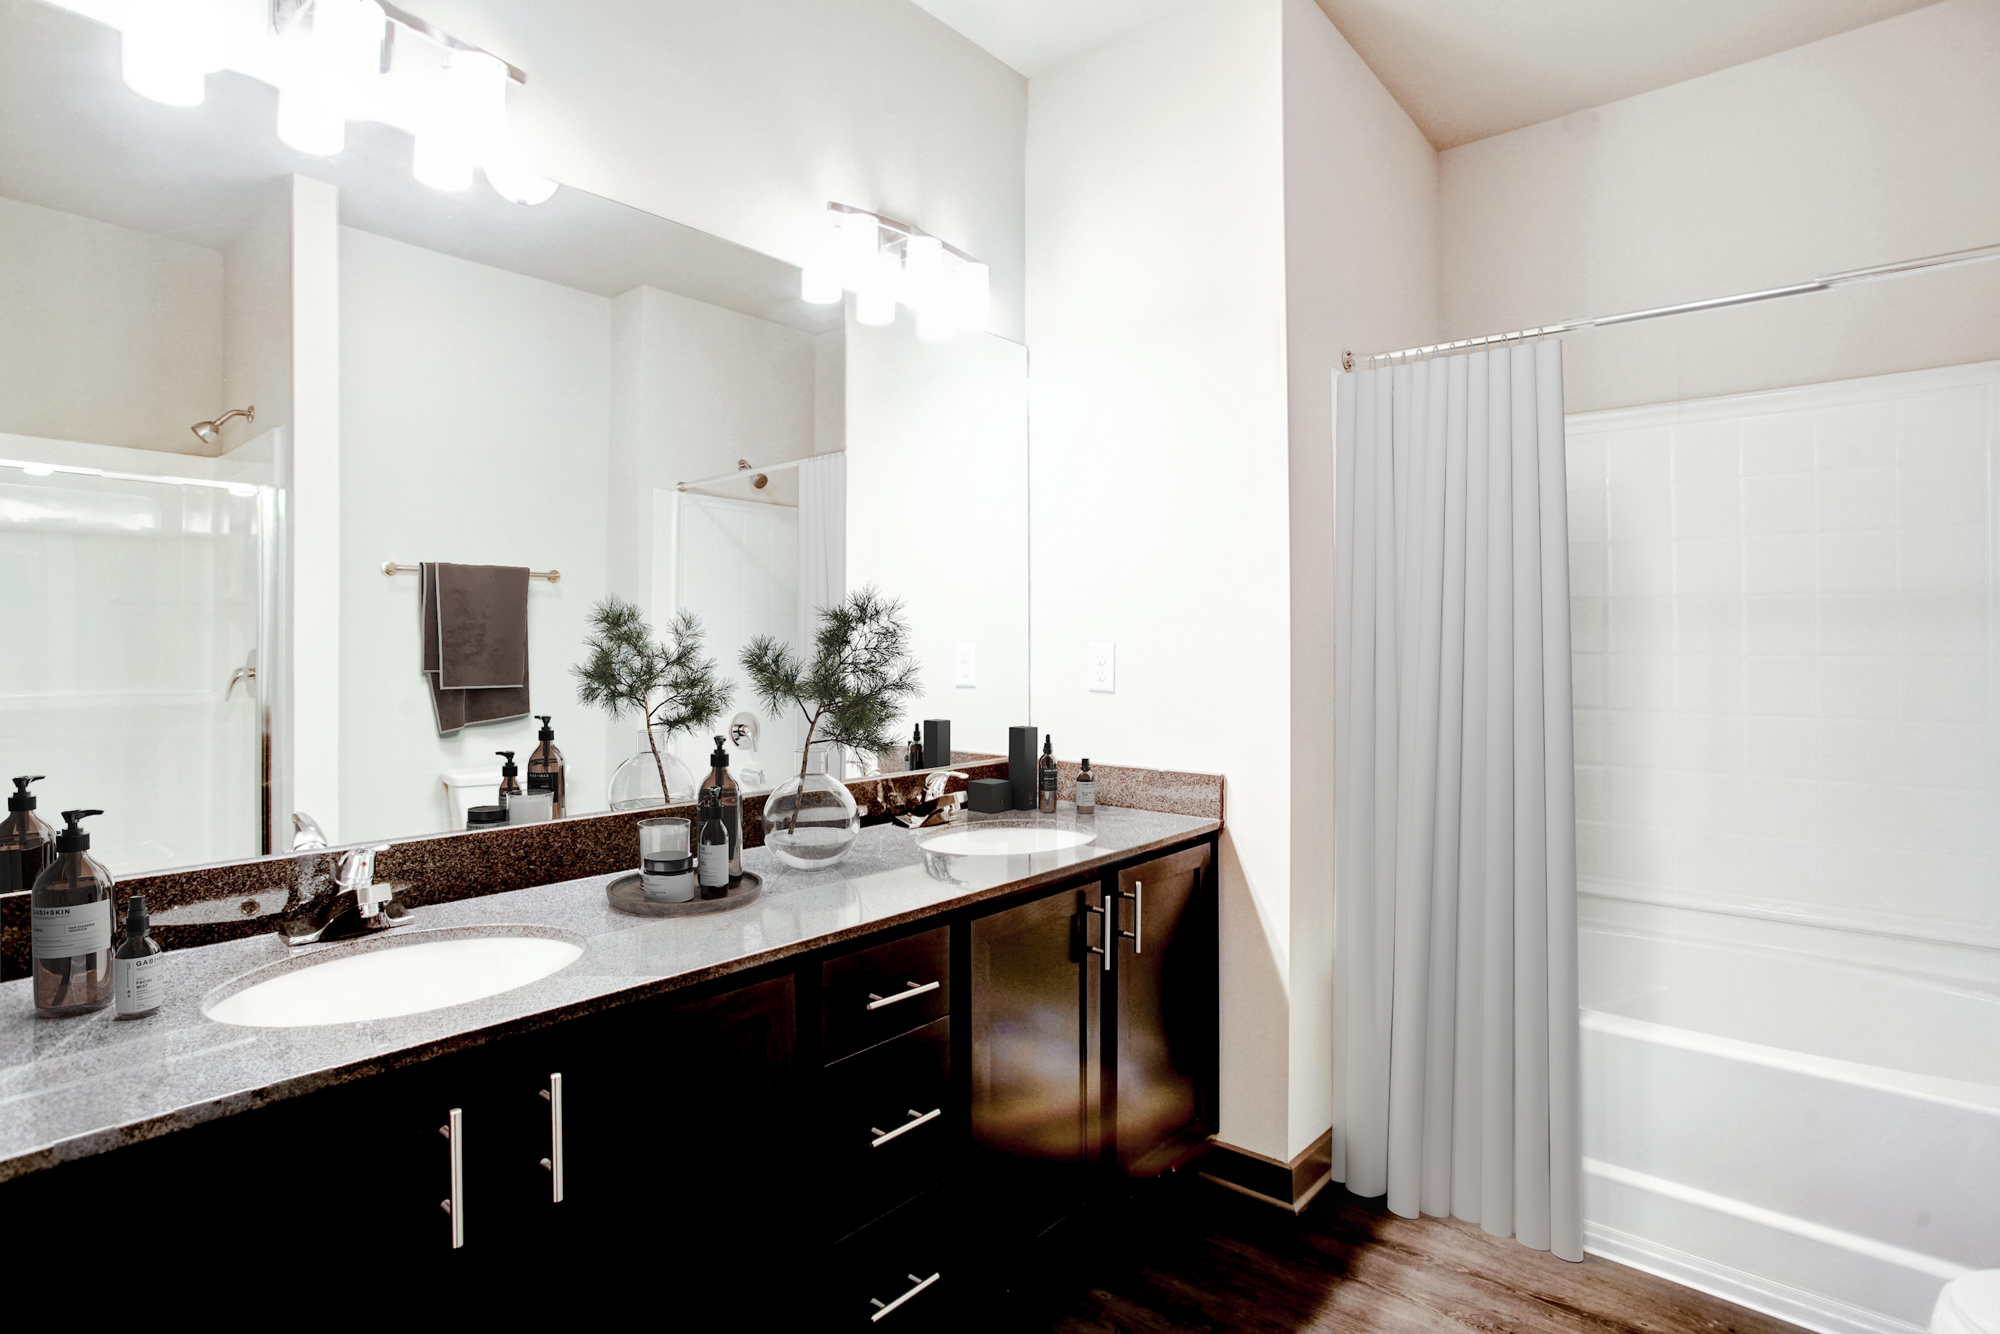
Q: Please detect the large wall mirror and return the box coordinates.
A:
[0,0,1030,876]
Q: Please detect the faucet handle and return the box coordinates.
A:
[335,844,391,889]
[923,771,970,803]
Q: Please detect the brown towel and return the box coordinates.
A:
[421,562,531,735]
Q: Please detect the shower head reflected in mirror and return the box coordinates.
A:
[191,406,254,446]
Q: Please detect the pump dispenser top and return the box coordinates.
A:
[536,715,555,742]
[10,775,44,810]
[55,809,102,852]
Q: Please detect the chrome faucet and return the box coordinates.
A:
[924,770,970,808]
[275,843,411,946]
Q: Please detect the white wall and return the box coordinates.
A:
[405,0,1030,342]
[846,317,1030,757]
[337,226,611,842]
[1280,0,1440,1159]
[1028,0,1295,1160]
[221,179,293,456]
[1439,0,2000,412]
[0,194,223,453]
[607,284,823,776]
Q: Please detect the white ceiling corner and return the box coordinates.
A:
[906,0,1187,77]
[910,0,1944,149]
[1308,0,1945,149]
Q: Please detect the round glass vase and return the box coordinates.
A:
[607,737,697,812]
[763,746,860,870]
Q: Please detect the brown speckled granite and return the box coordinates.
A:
[1055,760,1224,820]
[0,756,1224,982]
[0,760,1007,981]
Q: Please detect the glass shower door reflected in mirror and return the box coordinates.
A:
[0,461,268,874]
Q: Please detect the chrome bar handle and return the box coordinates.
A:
[869,1272,942,1322]
[539,1073,564,1202]
[866,980,940,1010]
[869,1107,942,1149]
[439,1108,464,1249]
[1116,880,1142,954]
[1081,896,1109,971]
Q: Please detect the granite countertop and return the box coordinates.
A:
[0,803,1216,1182]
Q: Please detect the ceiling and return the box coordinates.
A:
[911,0,1942,149]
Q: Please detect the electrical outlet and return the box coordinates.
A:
[1088,642,1115,693]
[954,641,977,688]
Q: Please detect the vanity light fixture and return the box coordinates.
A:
[107,0,556,205]
[801,203,990,339]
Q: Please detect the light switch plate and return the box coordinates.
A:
[954,641,977,688]
[1088,642,1115,693]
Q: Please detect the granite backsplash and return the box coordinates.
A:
[0,755,1222,980]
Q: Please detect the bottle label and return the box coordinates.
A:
[698,840,729,888]
[33,899,112,958]
[525,773,557,793]
[1076,780,1095,808]
[1040,770,1057,790]
[116,951,163,1015]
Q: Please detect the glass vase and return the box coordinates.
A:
[763,745,860,870]
[607,736,697,812]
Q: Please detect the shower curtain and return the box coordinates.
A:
[1331,340,1583,1261]
[797,452,847,651]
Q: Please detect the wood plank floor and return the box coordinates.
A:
[1003,1177,1805,1334]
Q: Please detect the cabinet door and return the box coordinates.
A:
[557,973,799,1303]
[967,882,1102,1239]
[1110,842,1216,1177]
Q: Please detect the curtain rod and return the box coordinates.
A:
[676,451,845,493]
[1343,241,2000,370]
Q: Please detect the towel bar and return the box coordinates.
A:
[383,561,561,583]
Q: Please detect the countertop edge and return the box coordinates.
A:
[1,815,1219,1183]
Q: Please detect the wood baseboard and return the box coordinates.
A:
[1197,1129,1333,1214]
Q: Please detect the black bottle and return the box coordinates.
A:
[2,775,55,894]
[1039,737,1058,814]
[31,809,115,1016]
[526,716,566,818]
[701,736,742,879]
[497,751,522,807]
[906,725,924,772]
[697,790,730,897]
[114,893,164,1019]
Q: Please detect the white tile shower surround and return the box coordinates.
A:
[1565,361,2000,1334]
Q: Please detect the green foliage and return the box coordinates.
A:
[573,598,732,800]
[741,585,921,783]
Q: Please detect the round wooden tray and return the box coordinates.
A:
[605,870,762,917]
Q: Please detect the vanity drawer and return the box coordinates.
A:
[823,926,950,1061]
[822,1187,962,1330]
[822,1016,953,1236]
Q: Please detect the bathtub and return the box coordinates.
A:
[1580,924,2000,1334]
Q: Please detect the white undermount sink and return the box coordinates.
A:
[203,930,583,1028]
[917,825,1096,857]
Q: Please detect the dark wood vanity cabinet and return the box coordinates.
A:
[1,833,1215,1322]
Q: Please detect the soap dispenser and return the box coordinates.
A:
[496,752,522,808]
[2,775,55,894]
[31,810,115,1017]
[701,736,741,880]
[527,715,566,818]
[114,893,164,1019]
[1076,759,1096,815]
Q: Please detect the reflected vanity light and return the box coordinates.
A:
[108,0,555,205]
[802,202,990,338]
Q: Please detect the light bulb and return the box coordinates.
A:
[21,463,55,477]
[277,81,345,156]
[951,260,990,332]
[832,210,879,290]
[122,3,213,107]
[856,246,902,326]
[415,50,508,193]
[483,160,559,206]
[316,0,386,100]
